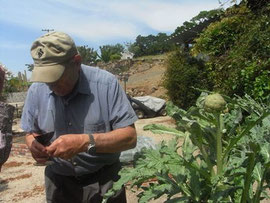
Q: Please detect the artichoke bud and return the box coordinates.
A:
[204,93,226,113]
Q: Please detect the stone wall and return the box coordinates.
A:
[6,92,27,103]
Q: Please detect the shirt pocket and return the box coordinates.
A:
[84,122,106,134]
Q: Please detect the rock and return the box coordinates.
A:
[151,87,158,93]
[0,102,15,168]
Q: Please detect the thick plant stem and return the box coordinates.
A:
[216,113,224,176]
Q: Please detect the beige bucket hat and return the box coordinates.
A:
[30,31,78,83]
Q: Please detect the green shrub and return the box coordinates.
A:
[192,4,270,102]
[163,49,212,109]
[110,54,121,61]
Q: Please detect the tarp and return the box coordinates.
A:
[133,96,166,112]
[120,136,156,163]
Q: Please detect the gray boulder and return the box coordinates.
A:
[0,102,15,169]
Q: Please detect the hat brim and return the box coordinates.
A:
[30,63,65,83]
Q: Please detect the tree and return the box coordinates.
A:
[246,0,269,11]
[130,33,174,57]
[99,43,124,63]
[77,46,99,65]
[25,64,34,72]
[191,3,270,102]
[173,9,223,35]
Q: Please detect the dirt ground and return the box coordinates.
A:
[120,59,168,99]
[0,116,176,203]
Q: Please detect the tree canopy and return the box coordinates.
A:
[129,33,174,57]
[99,43,124,63]
[77,46,99,65]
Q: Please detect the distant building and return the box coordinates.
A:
[121,51,134,60]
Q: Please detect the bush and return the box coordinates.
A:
[110,54,121,61]
[163,49,212,109]
[192,4,270,102]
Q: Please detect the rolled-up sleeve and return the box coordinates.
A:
[21,85,38,132]
[108,77,137,129]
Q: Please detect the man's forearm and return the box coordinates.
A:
[93,125,137,153]
[44,125,137,159]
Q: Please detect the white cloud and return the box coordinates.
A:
[0,0,220,41]
[108,1,220,31]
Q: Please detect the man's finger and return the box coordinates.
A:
[32,140,47,153]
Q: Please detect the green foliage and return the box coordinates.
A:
[99,43,124,63]
[173,9,224,35]
[163,49,212,109]
[1,74,30,101]
[104,93,270,202]
[246,0,269,11]
[4,76,29,93]
[25,64,34,72]
[109,54,121,61]
[191,4,270,102]
[77,45,99,65]
[130,33,174,57]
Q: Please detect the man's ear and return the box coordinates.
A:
[74,54,82,65]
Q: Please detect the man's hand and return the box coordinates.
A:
[25,134,49,164]
[45,134,89,160]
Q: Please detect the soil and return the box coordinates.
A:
[120,59,168,99]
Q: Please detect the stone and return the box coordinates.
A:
[0,102,15,168]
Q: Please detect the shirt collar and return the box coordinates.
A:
[76,66,91,96]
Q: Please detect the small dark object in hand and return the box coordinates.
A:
[35,132,54,146]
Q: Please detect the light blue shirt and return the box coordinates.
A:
[21,65,137,176]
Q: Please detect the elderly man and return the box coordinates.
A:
[21,31,137,203]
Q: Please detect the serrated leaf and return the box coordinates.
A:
[138,183,172,203]
[165,196,190,202]
[253,162,263,182]
[189,169,201,201]
[261,143,270,162]
[143,124,185,137]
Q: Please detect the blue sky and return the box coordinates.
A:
[0,0,226,77]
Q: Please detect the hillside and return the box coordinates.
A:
[98,55,168,99]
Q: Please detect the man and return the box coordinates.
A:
[21,31,137,203]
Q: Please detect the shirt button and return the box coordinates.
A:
[68,122,72,126]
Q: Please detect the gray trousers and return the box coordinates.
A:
[45,162,126,203]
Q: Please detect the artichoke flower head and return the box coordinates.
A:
[204,93,226,113]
